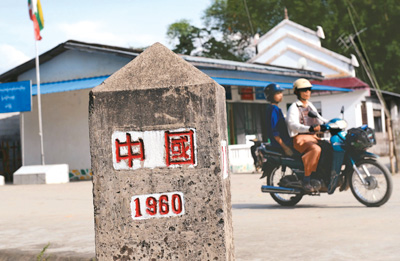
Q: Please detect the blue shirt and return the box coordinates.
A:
[266,104,291,148]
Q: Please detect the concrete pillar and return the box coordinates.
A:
[89,43,234,260]
[381,107,386,133]
[366,100,375,130]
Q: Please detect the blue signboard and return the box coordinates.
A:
[255,87,266,100]
[0,81,32,113]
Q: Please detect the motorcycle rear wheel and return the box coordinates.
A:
[266,166,303,206]
[350,159,393,207]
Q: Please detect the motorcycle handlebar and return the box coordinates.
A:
[320,124,329,132]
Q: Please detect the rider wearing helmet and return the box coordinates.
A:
[264,83,293,156]
[286,78,327,192]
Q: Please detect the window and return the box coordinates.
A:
[243,103,257,134]
[229,103,267,144]
[373,109,382,132]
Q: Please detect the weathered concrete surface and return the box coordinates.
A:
[89,43,234,260]
[0,162,399,260]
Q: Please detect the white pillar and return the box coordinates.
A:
[366,100,375,129]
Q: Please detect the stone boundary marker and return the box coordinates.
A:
[89,43,234,260]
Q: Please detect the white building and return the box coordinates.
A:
[249,18,392,135]
[249,19,358,78]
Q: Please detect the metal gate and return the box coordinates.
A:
[0,141,22,183]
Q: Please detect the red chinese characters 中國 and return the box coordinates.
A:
[112,129,196,169]
[165,130,195,166]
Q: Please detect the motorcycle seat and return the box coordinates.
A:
[261,143,302,160]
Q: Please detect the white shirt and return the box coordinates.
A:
[286,100,327,137]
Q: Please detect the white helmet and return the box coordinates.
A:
[293,78,312,92]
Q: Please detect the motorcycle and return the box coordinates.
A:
[257,110,393,207]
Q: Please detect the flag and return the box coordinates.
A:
[28,0,44,41]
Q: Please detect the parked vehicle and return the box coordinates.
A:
[257,111,393,207]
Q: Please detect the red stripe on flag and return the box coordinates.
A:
[31,15,42,41]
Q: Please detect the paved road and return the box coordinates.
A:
[0,160,399,260]
[232,173,400,261]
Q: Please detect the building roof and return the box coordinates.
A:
[370,89,400,99]
[27,75,352,96]
[0,40,143,83]
[31,75,108,95]
[249,19,356,78]
[180,54,321,79]
[0,40,324,84]
[310,77,400,99]
[261,20,353,65]
[257,19,320,46]
[310,77,369,90]
[212,77,352,92]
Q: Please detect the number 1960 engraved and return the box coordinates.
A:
[130,192,185,220]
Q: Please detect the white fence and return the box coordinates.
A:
[228,144,255,173]
[227,121,400,174]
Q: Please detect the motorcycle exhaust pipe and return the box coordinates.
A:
[261,185,302,194]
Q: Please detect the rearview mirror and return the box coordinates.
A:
[341,106,344,119]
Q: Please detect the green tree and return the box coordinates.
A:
[166,19,199,55]
[167,19,248,61]
[167,0,400,92]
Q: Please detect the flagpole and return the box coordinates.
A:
[34,39,45,165]
[21,112,25,166]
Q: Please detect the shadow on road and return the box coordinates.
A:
[232,203,364,209]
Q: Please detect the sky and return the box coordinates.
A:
[0,0,212,74]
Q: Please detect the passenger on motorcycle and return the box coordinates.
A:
[264,83,293,157]
[286,78,327,192]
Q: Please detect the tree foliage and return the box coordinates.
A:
[167,0,400,92]
[166,19,199,55]
[167,19,250,61]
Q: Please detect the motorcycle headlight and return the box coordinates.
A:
[329,120,347,129]
[337,120,348,129]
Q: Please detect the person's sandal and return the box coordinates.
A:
[302,182,315,193]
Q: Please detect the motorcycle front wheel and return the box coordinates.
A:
[350,159,393,207]
[266,166,303,206]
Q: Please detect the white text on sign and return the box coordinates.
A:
[130,192,185,220]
